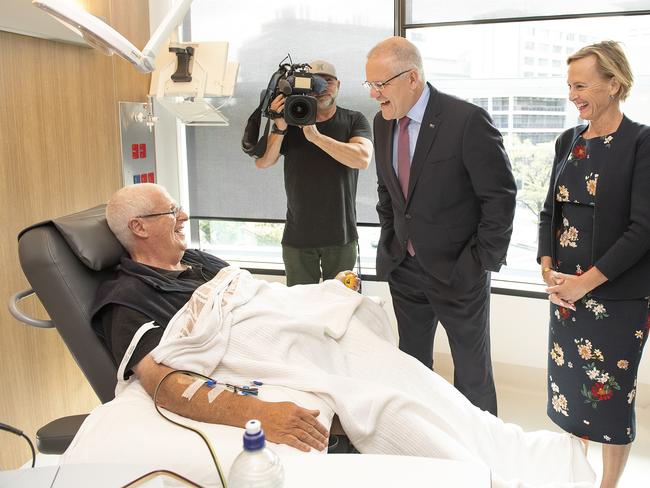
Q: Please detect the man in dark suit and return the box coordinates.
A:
[365,37,517,414]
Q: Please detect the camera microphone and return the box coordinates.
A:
[277,79,292,96]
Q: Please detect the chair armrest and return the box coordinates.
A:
[36,414,88,454]
[8,289,54,328]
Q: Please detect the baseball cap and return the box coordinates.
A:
[308,60,337,79]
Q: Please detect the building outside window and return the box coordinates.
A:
[404,4,650,284]
[472,97,489,110]
[492,97,510,111]
[181,1,650,289]
[492,114,509,129]
[183,0,393,272]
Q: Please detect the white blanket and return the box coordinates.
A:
[147,267,595,488]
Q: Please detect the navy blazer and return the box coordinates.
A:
[538,115,650,299]
[373,83,517,284]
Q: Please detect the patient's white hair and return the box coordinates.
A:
[106,183,164,252]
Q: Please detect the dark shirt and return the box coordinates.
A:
[91,249,228,379]
[100,267,206,377]
[280,106,371,248]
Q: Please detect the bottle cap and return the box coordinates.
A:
[243,419,266,450]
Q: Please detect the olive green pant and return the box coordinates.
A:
[282,240,358,286]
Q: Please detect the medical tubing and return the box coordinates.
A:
[356,240,363,294]
[0,421,35,468]
[121,469,203,487]
[153,369,228,488]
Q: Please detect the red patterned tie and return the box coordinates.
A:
[397,116,411,198]
[397,116,415,256]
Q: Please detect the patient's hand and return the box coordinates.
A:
[135,356,329,452]
[256,401,329,452]
[335,270,360,292]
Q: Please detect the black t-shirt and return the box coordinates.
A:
[280,106,372,248]
[100,266,208,379]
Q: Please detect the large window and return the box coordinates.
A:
[184,0,393,272]
[404,9,650,285]
[406,1,650,24]
[181,1,650,288]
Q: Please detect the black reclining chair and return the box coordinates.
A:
[9,204,352,455]
[8,205,126,454]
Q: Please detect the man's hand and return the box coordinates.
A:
[255,401,328,452]
[270,95,288,131]
[256,95,288,168]
[301,124,321,143]
[135,355,329,452]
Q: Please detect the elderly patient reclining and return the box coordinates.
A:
[89,183,595,488]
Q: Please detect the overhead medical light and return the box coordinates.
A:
[32,0,193,73]
[33,0,238,126]
[150,41,239,126]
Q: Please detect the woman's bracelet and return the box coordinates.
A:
[542,266,553,277]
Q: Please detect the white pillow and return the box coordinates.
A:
[62,380,333,486]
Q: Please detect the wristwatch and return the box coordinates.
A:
[271,124,287,135]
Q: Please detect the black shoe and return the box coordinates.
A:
[327,435,358,454]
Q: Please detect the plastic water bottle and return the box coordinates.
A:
[228,419,285,488]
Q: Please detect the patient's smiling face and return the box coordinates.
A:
[140,187,189,268]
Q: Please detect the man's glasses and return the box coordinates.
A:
[136,205,183,219]
[362,69,412,91]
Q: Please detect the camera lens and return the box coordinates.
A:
[290,101,309,118]
[284,95,317,126]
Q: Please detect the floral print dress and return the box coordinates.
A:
[548,132,650,445]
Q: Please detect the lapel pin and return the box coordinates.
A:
[429,123,435,128]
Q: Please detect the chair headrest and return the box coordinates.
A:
[19,204,126,271]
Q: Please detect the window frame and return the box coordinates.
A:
[389,2,650,298]
[181,3,650,300]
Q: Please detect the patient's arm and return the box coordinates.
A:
[134,355,329,452]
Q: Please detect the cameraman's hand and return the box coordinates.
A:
[302,124,320,143]
[270,95,288,131]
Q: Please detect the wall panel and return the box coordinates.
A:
[0,0,150,469]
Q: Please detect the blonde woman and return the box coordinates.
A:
[538,41,650,487]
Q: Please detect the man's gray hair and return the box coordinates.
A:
[367,36,425,82]
[106,183,161,251]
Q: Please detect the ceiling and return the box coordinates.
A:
[0,0,88,46]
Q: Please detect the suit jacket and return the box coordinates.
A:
[538,115,650,299]
[374,83,517,284]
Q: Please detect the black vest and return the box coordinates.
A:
[91,249,229,329]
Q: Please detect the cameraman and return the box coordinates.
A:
[256,60,373,286]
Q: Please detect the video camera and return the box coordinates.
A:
[260,60,328,126]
